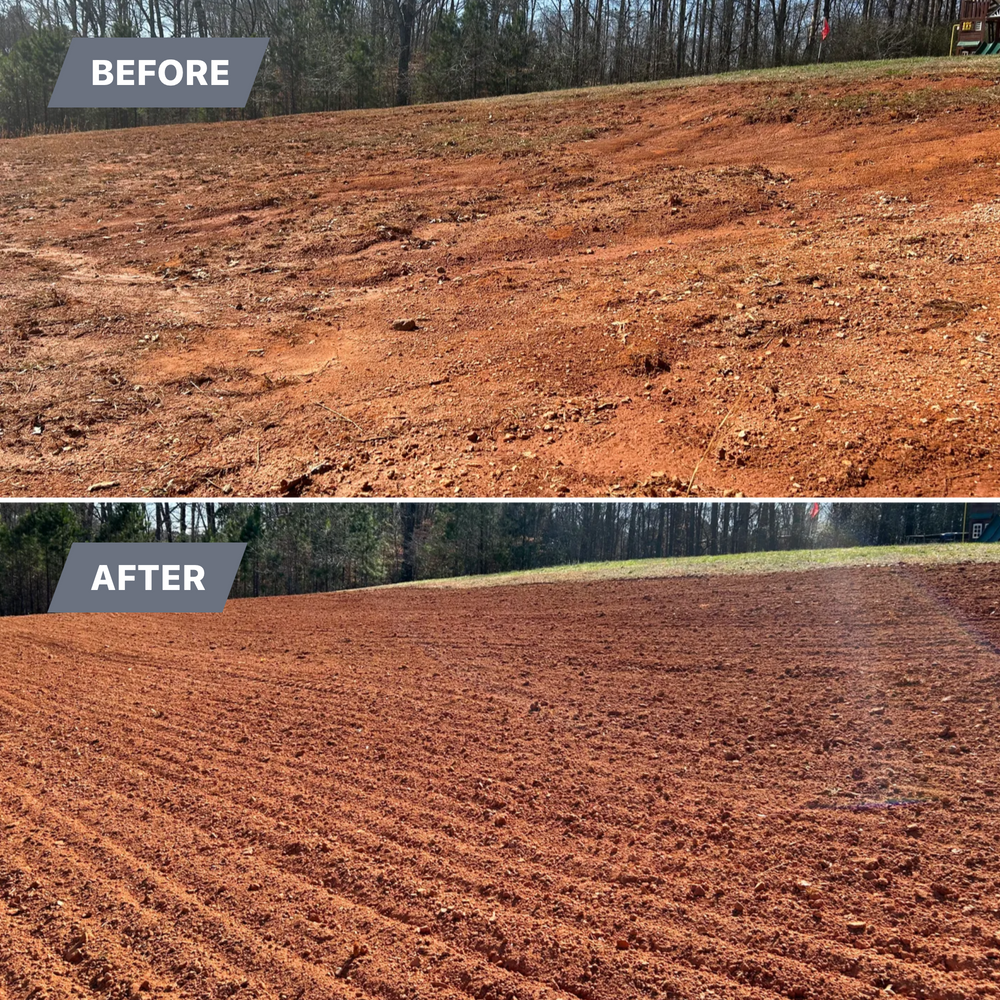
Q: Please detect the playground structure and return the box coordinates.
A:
[905,504,1000,544]
[966,503,1000,541]
[955,1,1000,53]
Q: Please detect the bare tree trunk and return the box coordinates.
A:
[772,0,788,64]
[803,0,821,59]
[614,0,628,80]
[719,0,735,69]
[399,503,418,581]
[751,0,761,65]
[703,0,716,70]
[395,0,415,104]
[192,0,208,35]
[677,0,687,72]
[737,0,752,66]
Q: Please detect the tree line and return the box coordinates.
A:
[0,0,956,135]
[0,500,976,616]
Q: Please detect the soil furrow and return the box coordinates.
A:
[2,565,1000,998]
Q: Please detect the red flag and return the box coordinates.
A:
[809,501,820,519]
[821,18,831,40]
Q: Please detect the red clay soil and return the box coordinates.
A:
[2,562,1000,999]
[2,62,1000,497]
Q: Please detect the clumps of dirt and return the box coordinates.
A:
[3,65,1000,496]
[2,562,1000,997]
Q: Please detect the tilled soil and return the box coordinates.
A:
[3,562,1000,999]
[2,61,1000,497]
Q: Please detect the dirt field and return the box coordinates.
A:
[3,561,1000,999]
[2,59,1000,497]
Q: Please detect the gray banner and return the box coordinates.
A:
[48,37,268,108]
[48,542,246,613]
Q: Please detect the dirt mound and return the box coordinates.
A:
[1,64,1000,497]
[2,561,1000,997]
